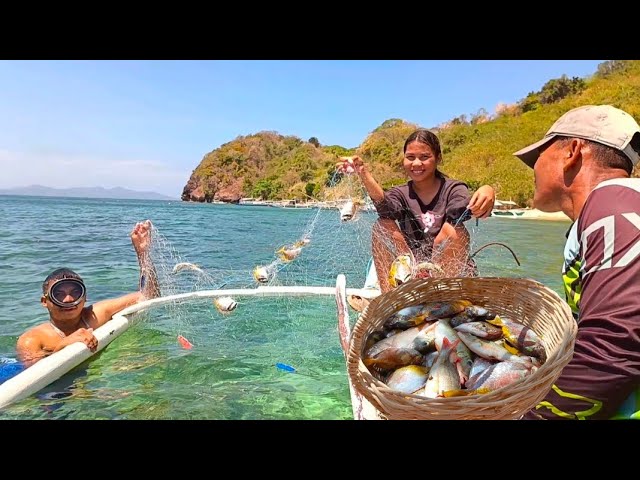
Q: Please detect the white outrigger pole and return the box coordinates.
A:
[0,284,381,411]
[335,274,385,420]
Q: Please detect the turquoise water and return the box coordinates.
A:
[0,195,570,419]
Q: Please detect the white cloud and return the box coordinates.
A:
[0,149,191,197]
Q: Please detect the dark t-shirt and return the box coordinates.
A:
[524,178,640,420]
[373,175,471,262]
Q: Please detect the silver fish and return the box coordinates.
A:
[435,319,473,385]
[385,305,429,329]
[386,365,430,394]
[487,316,547,362]
[172,262,205,274]
[423,337,461,398]
[456,331,533,367]
[465,361,535,392]
[363,347,423,370]
[339,200,358,222]
[454,321,503,340]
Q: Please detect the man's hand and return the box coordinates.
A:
[130,220,153,256]
[468,185,495,219]
[63,328,98,352]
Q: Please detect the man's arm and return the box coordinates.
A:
[89,220,161,328]
[16,326,99,366]
[524,185,640,419]
[131,220,161,299]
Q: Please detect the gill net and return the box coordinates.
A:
[1,168,520,420]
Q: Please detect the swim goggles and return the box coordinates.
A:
[45,278,86,308]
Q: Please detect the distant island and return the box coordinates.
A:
[0,185,177,201]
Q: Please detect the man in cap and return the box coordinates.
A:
[514,104,640,419]
[16,220,161,367]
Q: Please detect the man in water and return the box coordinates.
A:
[16,220,161,367]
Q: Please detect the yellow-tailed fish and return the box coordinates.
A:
[423,300,473,321]
[366,322,436,359]
[293,237,311,247]
[465,360,535,392]
[423,337,461,398]
[449,312,476,328]
[385,305,429,329]
[487,316,547,362]
[253,265,271,283]
[456,331,533,367]
[362,347,423,370]
[464,305,494,318]
[388,254,413,289]
[213,296,237,313]
[435,319,473,385]
[453,321,503,340]
[339,200,358,222]
[386,365,430,394]
[276,246,302,262]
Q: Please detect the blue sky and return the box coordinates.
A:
[0,60,604,197]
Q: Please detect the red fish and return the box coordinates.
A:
[177,334,193,350]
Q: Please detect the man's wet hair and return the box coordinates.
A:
[42,268,84,294]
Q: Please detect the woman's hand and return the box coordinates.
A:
[467,185,495,219]
[336,156,366,175]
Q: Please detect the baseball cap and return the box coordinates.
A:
[513,105,640,168]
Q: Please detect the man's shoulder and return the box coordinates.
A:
[17,322,50,343]
[581,177,640,225]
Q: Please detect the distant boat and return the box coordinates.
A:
[491,208,570,221]
[491,209,526,218]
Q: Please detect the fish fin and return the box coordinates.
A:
[502,340,521,355]
[443,387,490,398]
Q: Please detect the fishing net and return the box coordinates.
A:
[0,168,524,419]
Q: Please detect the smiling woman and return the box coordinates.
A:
[336,129,496,292]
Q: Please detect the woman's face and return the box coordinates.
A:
[403,141,438,182]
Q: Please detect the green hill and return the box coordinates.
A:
[182,60,640,206]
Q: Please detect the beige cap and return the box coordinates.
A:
[513,105,640,168]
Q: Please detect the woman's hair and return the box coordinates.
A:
[403,129,445,177]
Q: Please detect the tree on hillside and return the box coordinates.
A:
[308,137,320,148]
[597,60,630,78]
[539,75,586,104]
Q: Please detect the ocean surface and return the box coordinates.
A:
[0,195,571,419]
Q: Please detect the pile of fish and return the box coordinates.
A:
[362,300,546,398]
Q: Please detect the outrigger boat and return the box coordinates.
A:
[0,281,382,417]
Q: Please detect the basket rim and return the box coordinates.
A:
[346,276,578,418]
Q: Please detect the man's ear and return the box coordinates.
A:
[40,295,47,308]
[563,138,583,173]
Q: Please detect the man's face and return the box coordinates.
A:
[41,278,86,320]
[533,139,566,212]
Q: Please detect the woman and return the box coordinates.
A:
[337,128,495,293]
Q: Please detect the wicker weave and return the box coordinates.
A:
[347,277,577,420]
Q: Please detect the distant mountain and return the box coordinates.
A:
[0,185,177,201]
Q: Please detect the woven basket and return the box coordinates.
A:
[347,277,577,420]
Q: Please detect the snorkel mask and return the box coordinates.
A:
[44,278,86,308]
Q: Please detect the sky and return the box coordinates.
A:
[0,60,605,198]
